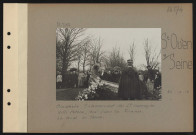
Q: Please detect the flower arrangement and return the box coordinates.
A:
[76,80,121,100]
[76,63,120,100]
[75,80,105,100]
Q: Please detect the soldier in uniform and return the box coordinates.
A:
[118,59,141,100]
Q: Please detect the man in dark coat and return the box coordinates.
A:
[118,59,141,100]
[154,71,161,89]
[147,65,155,81]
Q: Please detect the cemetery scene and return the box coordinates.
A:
[56,28,161,100]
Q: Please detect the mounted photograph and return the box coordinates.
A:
[56,28,161,101]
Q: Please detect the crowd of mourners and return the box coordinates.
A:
[99,64,161,100]
[100,66,161,92]
[56,70,91,89]
[56,60,162,100]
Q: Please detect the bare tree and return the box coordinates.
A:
[81,40,91,73]
[56,28,86,84]
[88,37,105,68]
[144,38,161,69]
[56,40,63,74]
[128,42,136,64]
[105,46,127,69]
[76,44,83,74]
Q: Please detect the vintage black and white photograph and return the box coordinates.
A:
[56,28,161,101]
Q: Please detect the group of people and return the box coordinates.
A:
[57,59,161,100]
[78,71,91,88]
[100,70,121,83]
[118,59,161,100]
[56,70,91,89]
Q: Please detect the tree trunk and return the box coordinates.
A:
[62,57,68,88]
[83,60,86,73]
[77,60,80,74]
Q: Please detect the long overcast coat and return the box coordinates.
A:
[118,67,141,100]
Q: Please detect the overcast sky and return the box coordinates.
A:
[70,28,161,70]
[84,28,161,69]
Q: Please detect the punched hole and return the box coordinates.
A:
[7,89,11,92]
[7,32,11,35]
[7,45,11,49]
[7,102,11,106]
